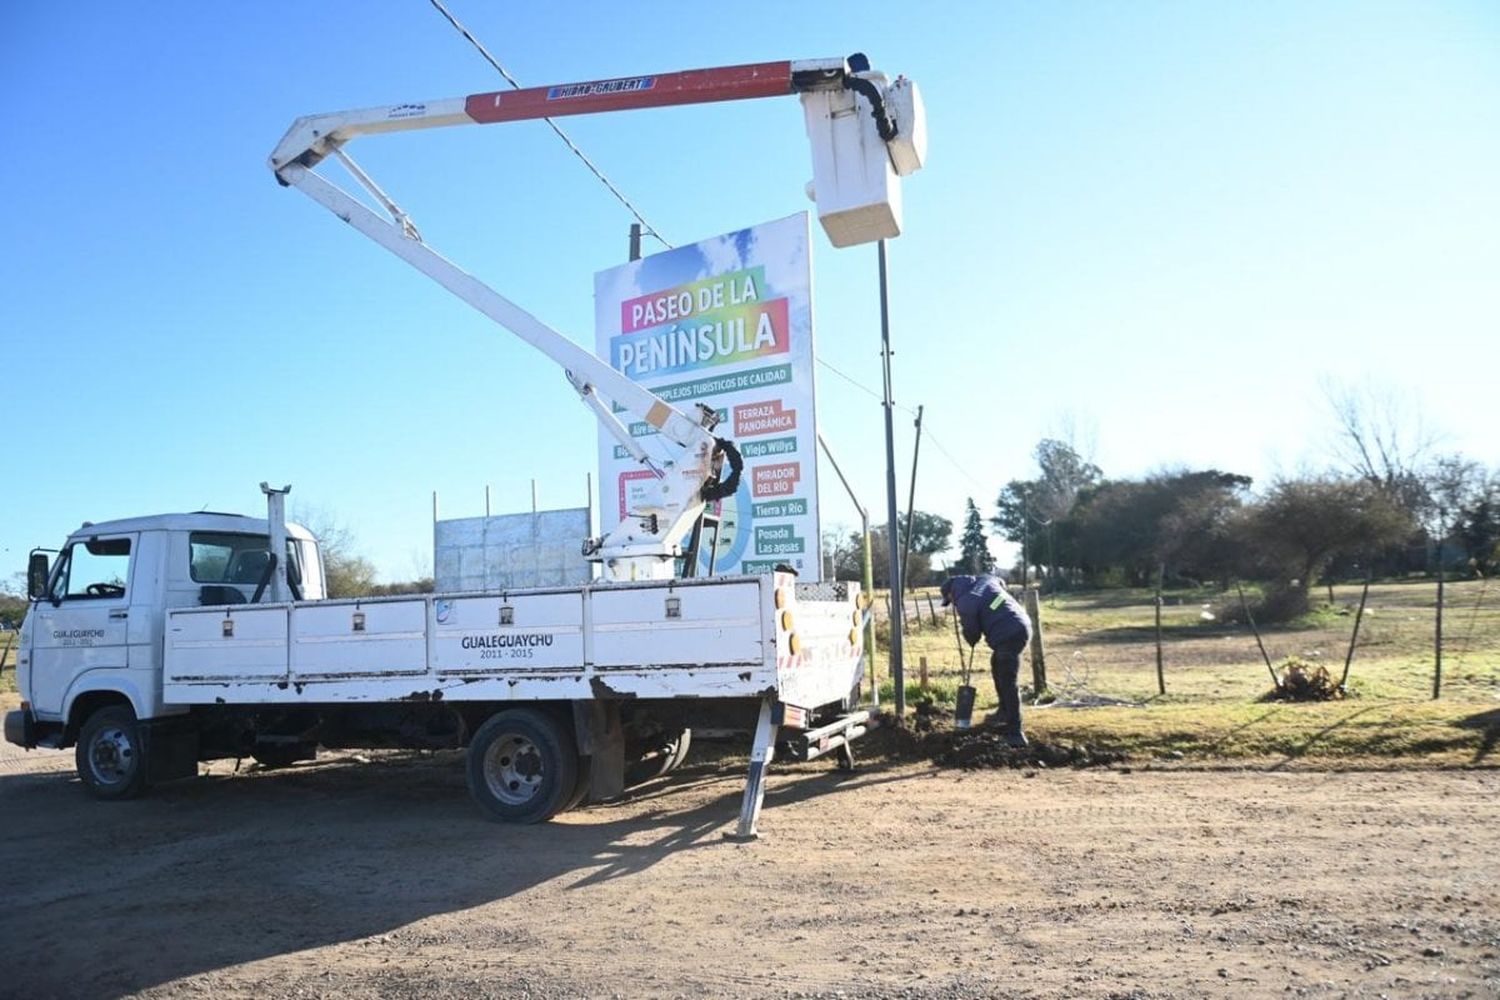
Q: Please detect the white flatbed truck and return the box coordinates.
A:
[7,493,868,835]
[5,53,924,837]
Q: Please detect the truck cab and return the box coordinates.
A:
[8,513,324,750]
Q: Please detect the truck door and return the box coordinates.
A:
[27,534,137,721]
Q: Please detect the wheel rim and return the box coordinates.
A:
[483,734,545,806]
[89,726,137,786]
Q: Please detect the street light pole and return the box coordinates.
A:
[878,239,905,721]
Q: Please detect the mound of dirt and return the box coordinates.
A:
[860,710,1126,771]
[933,730,1126,770]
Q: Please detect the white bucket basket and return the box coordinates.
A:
[801,74,926,248]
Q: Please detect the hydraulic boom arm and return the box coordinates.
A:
[271,54,925,580]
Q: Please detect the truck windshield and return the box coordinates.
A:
[189,533,303,587]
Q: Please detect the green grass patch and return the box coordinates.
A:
[866,579,1500,764]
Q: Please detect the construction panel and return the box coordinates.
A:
[433,508,592,593]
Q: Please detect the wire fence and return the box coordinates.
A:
[867,578,1500,709]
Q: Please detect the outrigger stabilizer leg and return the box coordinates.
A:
[724,696,778,842]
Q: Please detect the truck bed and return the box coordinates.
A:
[162,573,863,712]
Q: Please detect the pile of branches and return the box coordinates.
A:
[1263,656,1345,702]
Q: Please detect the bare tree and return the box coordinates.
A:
[290,504,378,598]
[1322,378,1439,514]
[1047,409,1099,470]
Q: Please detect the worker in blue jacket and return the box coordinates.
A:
[940,574,1033,747]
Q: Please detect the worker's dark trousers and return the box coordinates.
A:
[991,638,1028,738]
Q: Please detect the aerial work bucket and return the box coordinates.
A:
[800,72,926,248]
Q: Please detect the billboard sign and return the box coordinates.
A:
[595,212,820,578]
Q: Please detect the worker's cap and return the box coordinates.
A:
[939,578,958,606]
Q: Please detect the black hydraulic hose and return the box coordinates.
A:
[843,75,898,143]
[701,437,744,503]
[250,553,279,604]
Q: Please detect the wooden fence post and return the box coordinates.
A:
[1434,535,1446,699]
[1024,587,1046,695]
[919,655,929,693]
[926,594,939,627]
[1154,564,1166,695]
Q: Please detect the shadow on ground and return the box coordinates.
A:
[0,748,911,998]
[1457,707,1500,764]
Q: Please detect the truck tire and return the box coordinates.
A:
[665,728,693,773]
[624,727,691,788]
[75,705,149,800]
[565,756,592,812]
[466,709,578,824]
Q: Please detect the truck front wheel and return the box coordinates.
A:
[466,709,578,824]
[76,705,149,800]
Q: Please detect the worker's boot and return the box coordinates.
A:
[993,649,1028,748]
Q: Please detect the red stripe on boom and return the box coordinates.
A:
[465,61,794,124]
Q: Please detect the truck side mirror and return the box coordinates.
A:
[27,552,50,599]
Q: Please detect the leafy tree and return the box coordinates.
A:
[1153,470,1253,584]
[1424,455,1485,568]
[990,439,1101,585]
[1063,470,1251,587]
[842,515,948,589]
[991,479,1038,544]
[893,510,953,556]
[365,578,435,596]
[958,498,990,574]
[1235,475,1412,616]
[1456,473,1500,574]
[1033,438,1101,521]
[0,597,26,631]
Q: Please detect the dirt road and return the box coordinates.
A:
[2,739,1496,999]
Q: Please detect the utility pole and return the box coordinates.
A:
[899,405,925,605]
[818,434,879,705]
[878,239,905,721]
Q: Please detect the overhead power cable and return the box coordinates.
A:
[814,355,989,495]
[815,355,889,406]
[427,0,673,249]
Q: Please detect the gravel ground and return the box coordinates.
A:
[2,735,1497,999]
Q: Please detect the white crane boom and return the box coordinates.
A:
[270,54,926,580]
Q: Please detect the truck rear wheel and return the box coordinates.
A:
[466,709,577,824]
[75,705,149,800]
[624,727,692,788]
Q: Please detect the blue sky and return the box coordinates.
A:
[2,1,1496,580]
